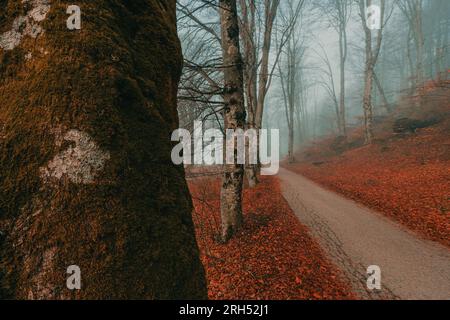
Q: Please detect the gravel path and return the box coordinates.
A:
[279,168,450,300]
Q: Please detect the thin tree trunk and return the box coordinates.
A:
[245,132,259,188]
[415,0,425,88]
[255,0,280,129]
[363,65,375,144]
[288,48,296,163]
[360,0,385,144]
[406,31,417,94]
[239,0,259,188]
[288,106,295,163]
[338,26,347,139]
[254,0,280,177]
[373,71,390,112]
[219,0,246,242]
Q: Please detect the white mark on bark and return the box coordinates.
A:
[27,2,51,22]
[40,130,110,185]
[0,30,23,51]
[39,47,49,55]
[0,0,50,51]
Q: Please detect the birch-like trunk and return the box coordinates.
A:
[254,0,279,178]
[288,109,295,163]
[360,0,385,144]
[240,0,279,187]
[373,71,390,112]
[219,0,246,242]
[239,1,259,188]
[245,124,259,188]
[414,0,425,88]
[338,26,347,139]
[363,65,375,144]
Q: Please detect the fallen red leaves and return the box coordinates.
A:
[188,176,355,300]
[285,117,450,248]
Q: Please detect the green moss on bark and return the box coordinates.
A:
[0,0,207,299]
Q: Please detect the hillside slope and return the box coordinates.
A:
[285,83,450,247]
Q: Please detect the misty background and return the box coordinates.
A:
[176,0,449,158]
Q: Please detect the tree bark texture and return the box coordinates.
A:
[0,0,207,300]
[219,0,246,242]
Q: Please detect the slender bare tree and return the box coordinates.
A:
[239,0,305,184]
[219,0,246,242]
[239,0,281,186]
[316,0,351,138]
[397,0,425,91]
[359,0,386,144]
[278,0,306,163]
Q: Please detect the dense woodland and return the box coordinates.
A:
[177,0,449,240]
[179,0,449,151]
[0,0,448,300]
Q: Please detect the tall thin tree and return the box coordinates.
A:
[359,0,386,144]
[219,0,246,242]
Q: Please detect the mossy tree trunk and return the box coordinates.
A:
[0,0,206,299]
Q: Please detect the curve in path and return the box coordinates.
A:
[278,168,450,300]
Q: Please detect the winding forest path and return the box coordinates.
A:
[278,168,450,300]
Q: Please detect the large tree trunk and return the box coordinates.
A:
[0,0,206,299]
[219,0,246,242]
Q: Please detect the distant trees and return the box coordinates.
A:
[177,0,291,241]
[305,0,449,144]
[239,0,281,187]
[175,0,450,241]
[278,0,307,163]
[397,0,450,85]
[398,0,425,91]
[177,1,224,133]
[319,0,352,139]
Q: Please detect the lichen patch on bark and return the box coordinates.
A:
[0,0,50,51]
[40,130,111,185]
[26,1,51,22]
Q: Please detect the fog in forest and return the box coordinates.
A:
[177,0,450,157]
[0,0,448,301]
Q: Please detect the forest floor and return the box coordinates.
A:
[284,84,450,248]
[188,176,355,300]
